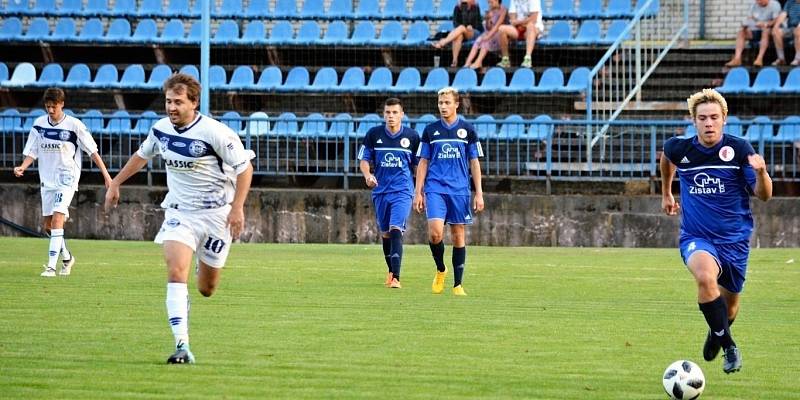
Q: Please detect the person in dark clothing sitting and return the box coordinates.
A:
[433,0,483,67]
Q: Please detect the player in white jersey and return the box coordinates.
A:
[14,88,113,277]
[104,73,254,364]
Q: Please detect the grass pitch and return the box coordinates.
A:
[0,237,797,399]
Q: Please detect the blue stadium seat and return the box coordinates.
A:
[158,19,186,44]
[212,20,239,44]
[355,0,381,19]
[1,108,23,134]
[243,111,270,136]
[435,0,457,18]
[220,111,243,132]
[29,0,55,16]
[0,18,23,41]
[208,65,228,89]
[745,116,773,143]
[51,18,77,41]
[680,122,697,139]
[532,68,565,92]
[244,0,269,18]
[179,65,200,80]
[62,63,91,88]
[90,64,119,88]
[0,62,8,82]
[410,0,436,19]
[21,109,47,132]
[105,19,132,43]
[241,21,267,45]
[110,0,136,17]
[186,20,202,43]
[603,20,630,44]
[273,0,297,19]
[22,17,50,41]
[294,21,321,45]
[254,66,283,91]
[267,21,293,45]
[215,0,243,18]
[105,110,132,134]
[76,18,104,42]
[560,67,591,92]
[404,21,430,46]
[134,111,159,135]
[189,0,203,17]
[724,115,743,137]
[436,21,454,35]
[365,67,394,92]
[778,67,800,93]
[82,109,105,133]
[474,67,507,92]
[326,113,354,138]
[355,114,382,137]
[576,0,604,19]
[4,0,30,15]
[382,0,409,19]
[116,64,145,88]
[55,0,82,15]
[335,67,365,92]
[308,67,339,92]
[131,19,158,43]
[506,68,536,93]
[716,67,750,94]
[540,21,572,46]
[451,68,478,92]
[747,67,781,93]
[498,114,526,140]
[300,113,327,137]
[167,0,194,18]
[83,0,110,17]
[414,113,436,133]
[772,115,800,143]
[350,21,376,45]
[572,20,602,45]
[137,0,163,17]
[525,114,554,141]
[143,64,172,89]
[320,20,349,45]
[326,0,353,19]
[279,67,310,92]
[473,114,497,139]
[374,21,404,45]
[421,67,449,92]
[271,112,298,136]
[547,0,576,19]
[392,67,422,93]
[605,0,633,18]
[3,62,36,87]
[300,0,325,19]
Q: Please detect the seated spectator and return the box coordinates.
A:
[495,0,544,68]
[433,0,483,68]
[725,0,782,67]
[771,0,800,65]
[463,0,509,69]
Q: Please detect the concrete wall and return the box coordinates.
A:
[690,0,751,40]
[1,184,796,247]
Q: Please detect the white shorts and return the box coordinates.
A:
[154,205,233,268]
[41,188,75,218]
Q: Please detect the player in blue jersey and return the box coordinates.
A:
[414,87,484,296]
[661,89,772,374]
[358,98,420,289]
[105,74,254,364]
[14,88,113,277]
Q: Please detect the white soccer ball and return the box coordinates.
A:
[662,360,705,400]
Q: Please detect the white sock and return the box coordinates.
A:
[166,283,189,347]
[61,238,72,261]
[48,229,64,270]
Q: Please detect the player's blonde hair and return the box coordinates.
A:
[437,86,460,103]
[687,88,728,119]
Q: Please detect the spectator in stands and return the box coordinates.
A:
[433,0,483,67]
[495,0,544,68]
[725,0,782,67]
[770,0,800,65]
[414,87,484,296]
[463,0,509,69]
[14,88,113,278]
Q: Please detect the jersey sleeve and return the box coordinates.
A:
[215,126,254,175]
[416,127,432,160]
[22,128,39,159]
[662,137,679,164]
[357,130,374,162]
[75,120,99,156]
[410,131,421,166]
[466,123,483,159]
[136,129,160,160]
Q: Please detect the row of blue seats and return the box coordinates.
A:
[1,62,593,94]
[681,115,800,144]
[0,17,629,47]
[0,0,654,20]
[0,107,556,140]
[716,66,800,94]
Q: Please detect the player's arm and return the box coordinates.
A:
[360,160,377,188]
[659,153,679,216]
[469,158,484,212]
[228,162,253,240]
[748,153,773,202]
[13,155,35,177]
[104,154,148,212]
[413,158,429,213]
[89,152,113,188]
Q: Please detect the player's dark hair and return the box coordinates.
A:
[384,97,403,109]
[43,88,65,104]
[163,73,201,104]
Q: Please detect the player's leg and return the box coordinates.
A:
[713,241,749,373]
[382,232,393,286]
[374,193,394,285]
[163,240,196,364]
[426,193,448,294]
[386,193,412,288]
[445,194,472,296]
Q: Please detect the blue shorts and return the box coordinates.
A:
[425,192,473,225]
[372,192,412,233]
[679,237,750,293]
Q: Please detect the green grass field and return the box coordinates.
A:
[0,237,797,399]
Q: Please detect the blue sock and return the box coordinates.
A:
[389,229,403,280]
[429,241,446,272]
[381,237,391,272]
[452,247,466,286]
[699,296,735,349]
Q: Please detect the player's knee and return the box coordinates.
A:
[429,231,443,243]
[198,284,216,297]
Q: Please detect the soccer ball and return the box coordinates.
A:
[662,360,705,400]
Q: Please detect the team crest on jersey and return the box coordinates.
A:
[189,140,207,157]
[400,138,410,148]
[456,128,467,139]
[159,137,170,153]
[59,130,71,141]
[719,146,734,162]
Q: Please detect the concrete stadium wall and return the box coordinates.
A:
[1,184,796,248]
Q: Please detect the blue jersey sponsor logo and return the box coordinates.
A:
[380,153,404,168]
[438,143,461,159]
[690,172,725,194]
[172,141,186,148]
